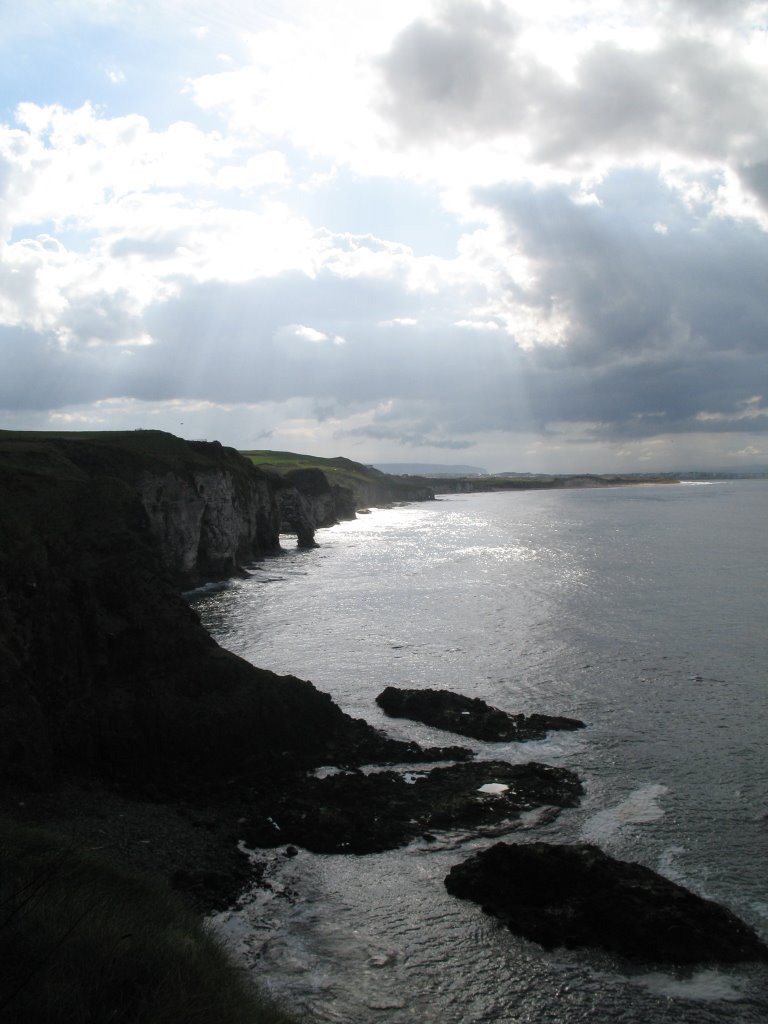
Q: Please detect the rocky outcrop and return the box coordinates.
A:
[265,472,320,548]
[284,468,347,528]
[377,687,585,742]
[445,842,768,964]
[243,760,582,854]
[256,467,357,547]
[330,482,358,520]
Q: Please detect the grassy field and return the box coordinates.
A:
[241,448,385,493]
[0,428,244,476]
[0,819,297,1024]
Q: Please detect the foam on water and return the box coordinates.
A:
[656,844,690,884]
[631,969,749,1002]
[581,783,669,843]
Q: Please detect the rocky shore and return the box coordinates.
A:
[0,429,582,909]
[239,760,583,854]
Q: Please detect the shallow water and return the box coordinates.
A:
[196,481,768,1023]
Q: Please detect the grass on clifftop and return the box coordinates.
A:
[242,448,384,490]
[0,819,296,1024]
[0,428,248,479]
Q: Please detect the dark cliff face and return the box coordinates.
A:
[329,465,435,507]
[0,431,394,790]
[283,468,342,528]
[50,433,285,582]
[259,467,358,547]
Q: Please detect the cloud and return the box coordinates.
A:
[1,164,765,461]
[276,324,346,345]
[379,2,531,140]
[661,0,760,20]
[739,159,768,210]
[479,169,768,359]
[379,1,768,183]
[0,0,766,471]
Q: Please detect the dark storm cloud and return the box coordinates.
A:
[138,275,528,412]
[471,172,768,431]
[534,39,764,165]
[378,2,544,139]
[340,420,476,449]
[481,170,768,364]
[379,3,768,167]
[323,171,768,449]
[739,160,768,211]
[0,326,119,410]
[661,0,760,19]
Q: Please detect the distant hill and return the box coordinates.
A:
[676,466,768,479]
[371,463,488,476]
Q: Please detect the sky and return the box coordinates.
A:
[0,0,766,473]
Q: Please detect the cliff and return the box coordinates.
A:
[0,430,429,790]
[263,467,356,547]
[134,440,282,580]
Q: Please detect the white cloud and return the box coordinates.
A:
[2,103,236,234]
[279,324,344,345]
[728,445,762,458]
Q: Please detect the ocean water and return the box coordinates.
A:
[195,481,768,1023]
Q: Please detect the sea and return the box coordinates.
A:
[193,480,768,1024]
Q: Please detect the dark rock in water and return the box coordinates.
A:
[377,686,585,742]
[245,761,583,854]
[445,842,768,964]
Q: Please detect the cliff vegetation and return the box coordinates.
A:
[0,818,295,1024]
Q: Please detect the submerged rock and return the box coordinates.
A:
[376,686,585,742]
[244,761,583,854]
[445,842,768,964]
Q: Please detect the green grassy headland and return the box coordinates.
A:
[241,448,387,493]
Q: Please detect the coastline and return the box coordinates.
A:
[2,434,765,1023]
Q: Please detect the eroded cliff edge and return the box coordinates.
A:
[0,429,431,788]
